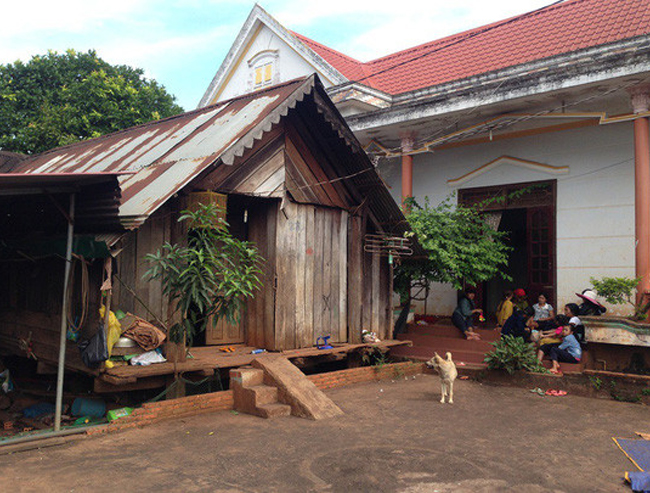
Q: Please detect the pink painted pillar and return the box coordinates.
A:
[401,136,415,207]
[631,89,650,300]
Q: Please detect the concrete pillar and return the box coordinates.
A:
[631,88,650,299]
[400,136,415,206]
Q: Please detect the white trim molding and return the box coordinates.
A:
[447,155,569,186]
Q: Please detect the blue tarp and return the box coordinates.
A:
[615,438,650,472]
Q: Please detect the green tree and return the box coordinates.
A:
[145,203,263,347]
[395,196,511,299]
[0,49,183,154]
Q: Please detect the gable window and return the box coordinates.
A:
[254,62,274,88]
[248,50,279,91]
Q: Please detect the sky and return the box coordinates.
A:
[2,0,556,110]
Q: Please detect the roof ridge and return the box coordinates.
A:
[24,77,311,162]
[291,31,364,65]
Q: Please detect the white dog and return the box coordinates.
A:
[426,352,458,404]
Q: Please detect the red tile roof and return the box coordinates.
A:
[293,0,650,95]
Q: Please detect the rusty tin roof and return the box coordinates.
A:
[6,78,315,229]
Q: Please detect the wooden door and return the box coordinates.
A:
[527,206,555,307]
[205,315,245,345]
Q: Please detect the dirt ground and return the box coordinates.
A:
[0,375,647,492]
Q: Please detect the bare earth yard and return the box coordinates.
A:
[1,375,647,492]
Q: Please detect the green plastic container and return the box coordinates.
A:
[106,407,134,422]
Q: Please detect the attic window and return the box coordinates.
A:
[248,50,279,91]
[254,62,274,88]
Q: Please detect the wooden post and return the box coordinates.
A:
[54,193,75,432]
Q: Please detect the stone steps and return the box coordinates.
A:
[394,320,585,376]
[230,367,290,419]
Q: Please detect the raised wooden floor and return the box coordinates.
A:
[96,340,410,390]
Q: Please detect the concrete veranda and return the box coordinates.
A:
[1,375,647,492]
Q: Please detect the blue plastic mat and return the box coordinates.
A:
[614,438,650,472]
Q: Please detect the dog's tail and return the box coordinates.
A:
[445,352,453,362]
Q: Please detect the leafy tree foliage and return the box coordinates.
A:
[590,276,649,319]
[0,50,183,154]
[145,203,263,346]
[395,196,511,298]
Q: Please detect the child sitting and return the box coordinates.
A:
[535,314,567,361]
[547,324,582,375]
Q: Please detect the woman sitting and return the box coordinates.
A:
[452,288,483,340]
[532,293,554,330]
[496,290,514,328]
[502,307,535,341]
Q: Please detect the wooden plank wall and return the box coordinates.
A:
[0,253,102,374]
[113,205,172,325]
[347,213,365,344]
[360,243,392,341]
[274,199,348,350]
[246,200,278,349]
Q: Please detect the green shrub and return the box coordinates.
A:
[590,276,649,320]
[484,335,548,374]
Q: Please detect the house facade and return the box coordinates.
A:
[200,0,650,317]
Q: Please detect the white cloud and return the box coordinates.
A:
[270,0,556,60]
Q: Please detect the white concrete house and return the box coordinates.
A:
[200,0,650,317]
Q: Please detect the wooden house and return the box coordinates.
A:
[0,76,412,382]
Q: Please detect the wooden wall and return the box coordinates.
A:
[273,199,348,350]
[0,255,103,373]
[245,199,278,349]
[112,204,176,325]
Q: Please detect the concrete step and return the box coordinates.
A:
[541,359,584,375]
[257,402,292,419]
[231,367,264,388]
[396,333,495,352]
[391,345,488,365]
[404,324,500,341]
[249,385,279,406]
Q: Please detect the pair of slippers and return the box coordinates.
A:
[530,387,568,397]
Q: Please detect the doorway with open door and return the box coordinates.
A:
[191,192,256,347]
[458,180,556,321]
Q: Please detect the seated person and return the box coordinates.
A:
[564,302,586,344]
[546,324,582,374]
[532,293,554,330]
[496,290,514,328]
[513,288,529,312]
[452,288,483,340]
[576,289,607,316]
[501,307,535,341]
[536,314,568,361]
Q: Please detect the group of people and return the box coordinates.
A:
[452,288,587,374]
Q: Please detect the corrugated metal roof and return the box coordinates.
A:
[7,78,315,229]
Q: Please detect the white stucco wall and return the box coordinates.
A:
[216,25,332,103]
[377,122,636,316]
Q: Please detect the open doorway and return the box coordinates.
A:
[459,180,556,318]
[484,208,527,315]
